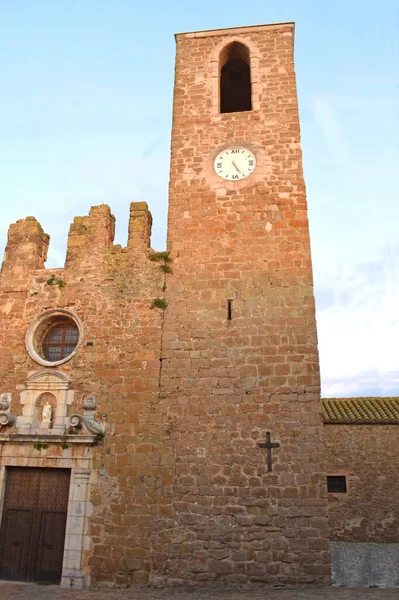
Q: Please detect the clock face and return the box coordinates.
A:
[214,147,256,180]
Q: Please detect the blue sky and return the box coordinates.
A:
[0,1,398,397]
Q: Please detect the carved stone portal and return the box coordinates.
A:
[1,372,105,441]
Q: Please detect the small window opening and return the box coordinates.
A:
[220,42,252,114]
[42,318,79,362]
[227,300,233,320]
[327,475,347,493]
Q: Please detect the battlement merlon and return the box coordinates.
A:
[128,202,152,250]
[0,217,49,278]
[65,204,115,268]
[1,202,154,277]
[65,202,152,268]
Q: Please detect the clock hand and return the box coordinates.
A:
[232,160,241,174]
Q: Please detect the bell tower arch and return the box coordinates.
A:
[219,41,252,113]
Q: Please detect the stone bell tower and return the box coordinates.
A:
[155,23,331,585]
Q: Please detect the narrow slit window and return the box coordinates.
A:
[220,42,252,114]
[327,475,347,493]
[227,300,233,320]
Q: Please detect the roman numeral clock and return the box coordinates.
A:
[214,147,256,180]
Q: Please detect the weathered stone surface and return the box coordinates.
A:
[155,23,330,586]
[324,425,399,543]
[1,216,49,277]
[0,202,165,585]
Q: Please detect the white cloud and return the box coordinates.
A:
[313,95,349,163]
[316,239,399,397]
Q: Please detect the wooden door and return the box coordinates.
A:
[0,467,70,584]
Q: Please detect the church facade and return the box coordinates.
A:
[0,22,397,589]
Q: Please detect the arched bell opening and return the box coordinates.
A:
[219,42,252,114]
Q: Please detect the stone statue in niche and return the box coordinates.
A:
[41,402,52,426]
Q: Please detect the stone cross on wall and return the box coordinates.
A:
[257,431,280,472]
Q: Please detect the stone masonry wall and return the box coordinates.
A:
[324,425,399,543]
[0,203,168,586]
[155,24,330,586]
[0,23,333,588]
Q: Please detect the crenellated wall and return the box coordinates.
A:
[0,202,172,586]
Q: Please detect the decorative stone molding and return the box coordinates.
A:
[0,393,10,411]
[24,369,72,390]
[69,394,105,437]
[69,415,105,437]
[18,370,74,434]
[0,392,16,428]
[0,389,102,589]
[0,433,101,446]
[82,393,96,411]
[3,379,106,444]
[0,413,16,427]
[25,308,84,367]
[61,468,92,589]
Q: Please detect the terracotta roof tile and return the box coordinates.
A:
[322,397,399,424]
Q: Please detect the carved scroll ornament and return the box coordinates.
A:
[0,393,16,428]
